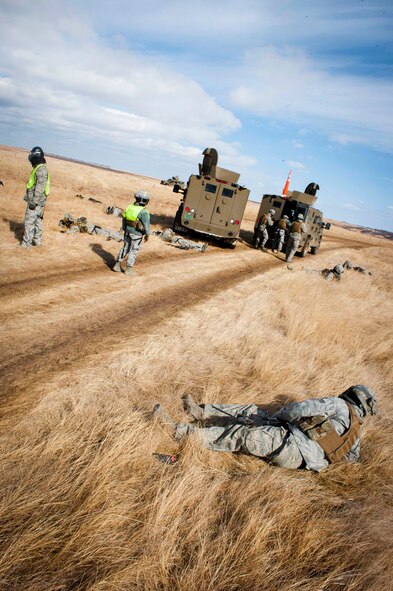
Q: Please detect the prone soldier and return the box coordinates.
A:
[153,385,377,472]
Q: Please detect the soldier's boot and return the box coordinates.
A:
[182,394,204,421]
[152,404,177,430]
[113,261,122,273]
[125,266,134,276]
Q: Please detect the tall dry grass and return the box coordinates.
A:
[1,146,393,590]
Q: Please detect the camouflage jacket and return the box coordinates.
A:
[24,165,49,207]
[273,397,361,471]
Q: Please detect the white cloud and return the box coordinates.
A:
[0,1,254,173]
[388,205,393,210]
[229,46,393,153]
[287,161,306,170]
[291,141,304,149]
[342,203,361,211]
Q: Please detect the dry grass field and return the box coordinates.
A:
[0,145,392,591]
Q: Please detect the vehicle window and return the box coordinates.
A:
[273,200,281,208]
[222,188,234,198]
[205,183,217,194]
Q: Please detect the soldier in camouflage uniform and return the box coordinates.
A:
[285,213,307,262]
[254,208,275,250]
[272,214,290,253]
[113,190,151,275]
[153,385,377,472]
[158,228,207,252]
[22,146,50,248]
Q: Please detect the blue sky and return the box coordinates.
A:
[1,0,393,230]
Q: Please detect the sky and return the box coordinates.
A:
[0,0,393,230]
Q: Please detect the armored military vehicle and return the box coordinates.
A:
[172,148,250,248]
[253,183,330,256]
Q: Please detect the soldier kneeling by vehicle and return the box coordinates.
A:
[153,385,377,472]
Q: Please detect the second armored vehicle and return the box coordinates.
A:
[172,148,250,248]
[253,183,330,256]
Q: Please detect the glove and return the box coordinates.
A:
[144,235,149,242]
[28,203,36,210]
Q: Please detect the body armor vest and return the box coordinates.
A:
[291,220,303,234]
[259,213,268,227]
[278,218,287,230]
[297,403,361,463]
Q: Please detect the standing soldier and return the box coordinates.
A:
[285,213,306,262]
[22,146,50,248]
[113,190,150,275]
[254,208,275,250]
[272,214,290,253]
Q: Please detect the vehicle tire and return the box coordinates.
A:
[172,207,185,234]
[310,246,319,255]
[222,238,237,249]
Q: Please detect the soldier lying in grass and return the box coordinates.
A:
[153,385,377,472]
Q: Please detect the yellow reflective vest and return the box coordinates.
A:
[124,204,149,222]
[26,164,50,196]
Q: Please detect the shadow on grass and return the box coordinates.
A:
[89,242,116,269]
[3,218,24,243]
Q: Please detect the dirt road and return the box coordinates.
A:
[0,146,386,432]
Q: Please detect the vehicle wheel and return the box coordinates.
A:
[172,208,185,233]
[310,246,319,255]
[227,239,237,249]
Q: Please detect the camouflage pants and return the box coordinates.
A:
[116,233,143,268]
[22,204,45,247]
[255,226,268,249]
[273,228,286,252]
[175,403,303,469]
[286,234,301,262]
[171,236,206,252]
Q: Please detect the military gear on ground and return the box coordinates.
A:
[58,214,123,241]
[28,146,45,165]
[153,453,178,465]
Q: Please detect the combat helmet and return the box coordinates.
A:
[297,213,304,220]
[269,208,275,215]
[339,385,377,417]
[28,146,45,166]
[134,190,150,206]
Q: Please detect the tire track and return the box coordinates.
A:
[0,255,279,426]
[0,236,372,428]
